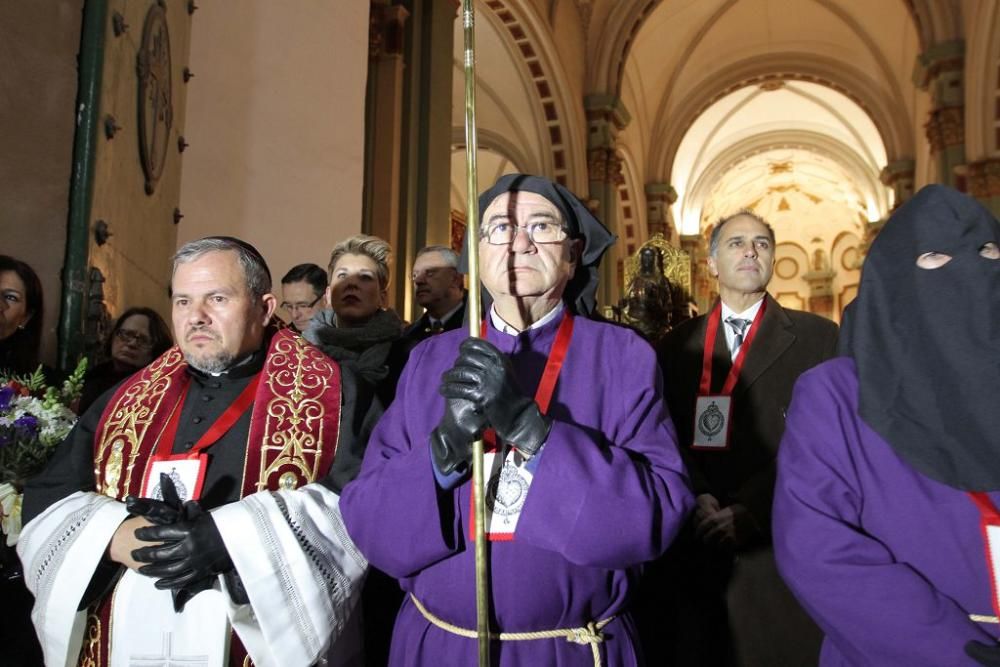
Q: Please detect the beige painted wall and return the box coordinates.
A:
[0,1,83,366]
[178,0,369,319]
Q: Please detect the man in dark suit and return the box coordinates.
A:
[385,246,467,407]
[636,211,838,666]
[405,245,467,338]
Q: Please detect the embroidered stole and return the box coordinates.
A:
[81,328,342,667]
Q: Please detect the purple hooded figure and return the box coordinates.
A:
[773,185,1000,666]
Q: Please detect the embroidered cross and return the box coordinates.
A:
[130,632,210,667]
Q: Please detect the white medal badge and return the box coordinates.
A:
[141,457,206,501]
[692,395,733,450]
[482,447,534,539]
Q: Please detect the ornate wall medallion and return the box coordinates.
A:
[136,2,173,195]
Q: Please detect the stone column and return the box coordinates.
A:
[364,0,410,311]
[395,0,455,319]
[967,158,1000,217]
[584,94,629,308]
[879,158,915,209]
[915,40,966,188]
[681,233,712,314]
[644,182,678,242]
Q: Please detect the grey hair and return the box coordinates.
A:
[171,237,272,298]
[708,209,776,257]
[327,234,392,289]
[415,245,460,270]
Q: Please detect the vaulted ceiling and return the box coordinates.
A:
[450,0,992,268]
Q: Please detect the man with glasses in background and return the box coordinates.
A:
[280,262,328,332]
[340,173,694,666]
[386,245,468,405]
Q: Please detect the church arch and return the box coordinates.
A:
[478,0,588,191]
[649,54,913,184]
[680,129,890,235]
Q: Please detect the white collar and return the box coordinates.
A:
[489,301,564,335]
[720,297,764,323]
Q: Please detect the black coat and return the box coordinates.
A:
[635,294,838,667]
[658,294,839,531]
[384,297,467,406]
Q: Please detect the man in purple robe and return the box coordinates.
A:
[773,185,1000,665]
[340,173,694,665]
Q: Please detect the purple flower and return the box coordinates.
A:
[0,386,13,411]
[13,414,40,436]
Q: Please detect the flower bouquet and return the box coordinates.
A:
[0,360,86,545]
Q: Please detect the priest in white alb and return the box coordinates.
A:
[18,237,372,667]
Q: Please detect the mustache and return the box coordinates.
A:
[185,325,220,341]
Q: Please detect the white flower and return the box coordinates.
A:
[0,482,22,546]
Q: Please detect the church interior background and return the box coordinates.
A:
[3,0,999,369]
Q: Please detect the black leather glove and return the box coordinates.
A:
[131,502,233,591]
[125,473,183,525]
[967,640,1000,666]
[430,397,487,477]
[440,338,551,456]
[125,475,216,611]
[169,578,216,613]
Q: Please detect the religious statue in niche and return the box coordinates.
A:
[613,235,695,343]
[812,248,830,272]
[623,246,674,342]
[137,2,173,195]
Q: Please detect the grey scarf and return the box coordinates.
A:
[305,308,403,386]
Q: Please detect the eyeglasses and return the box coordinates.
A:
[481,221,569,246]
[280,294,324,312]
[115,328,153,348]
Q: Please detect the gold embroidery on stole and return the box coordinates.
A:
[93,348,185,498]
[244,333,338,491]
[77,610,101,667]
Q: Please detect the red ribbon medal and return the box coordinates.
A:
[140,373,262,501]
[468,313,574,541]
[968,492,1000,626]
[691,299,766,451]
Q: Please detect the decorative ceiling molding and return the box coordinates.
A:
[586,0,661,95]
[649,54,915,181]
[681,129,890,234]
[480,0,587,190]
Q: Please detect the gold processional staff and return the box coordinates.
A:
[460,1,491,665]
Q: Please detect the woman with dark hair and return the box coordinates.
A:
[0,255,44,376]
[78,306,173,412]
[0,255,45,666]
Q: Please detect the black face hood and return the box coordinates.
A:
[841,185,1000,491]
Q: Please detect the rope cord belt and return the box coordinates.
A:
[410,594,615,667]
[970,614,1000,623]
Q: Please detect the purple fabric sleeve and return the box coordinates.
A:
[773,359,994,666]
[516,341,694,569]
